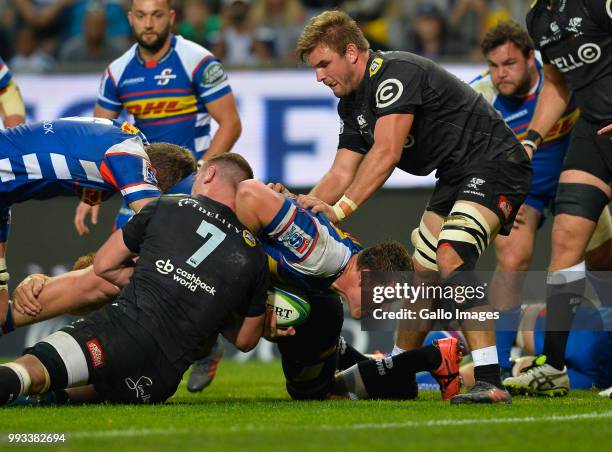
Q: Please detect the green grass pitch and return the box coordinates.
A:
[0,360,610,451]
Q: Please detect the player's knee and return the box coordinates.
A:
[436,245,465,276]
[551,221,582,255]
[14,355,48,394]
[496,249,532,272]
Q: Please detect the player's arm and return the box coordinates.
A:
[236,179,286,234]
[302,113,413,222]
[222,312,265,352]
[93,104,121,119]
[201,92,241,161]
[0,80,25,127]
[93,229,137,287]
[128,197,158,214]
[524,63,571,156]
[308,148,364,204]
[11,267,119,324]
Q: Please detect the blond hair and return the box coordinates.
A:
[295,10,369,62]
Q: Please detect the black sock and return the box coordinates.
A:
[353,346,440,399]
[0,365,23,405]
[337,337,368,371]
[544,274,584,370]
[474,363,502,389]
[356,356,418,399]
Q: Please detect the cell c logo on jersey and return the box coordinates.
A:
[375,79,403,108]
[577,43,601,64]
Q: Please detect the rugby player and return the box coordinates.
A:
[294,10,531,403]
[0,57,25,128]
[503,0,612,396]
[0,153,269,405]
[0,117,194,336]
[90,0,241,391]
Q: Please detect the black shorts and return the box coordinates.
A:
[276,291,344,400]
[562,117,612,183]
[33,305,182,404]
[427,149,531,236]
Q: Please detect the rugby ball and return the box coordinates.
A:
[267,287,310,328]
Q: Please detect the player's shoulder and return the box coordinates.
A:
[469,70,498,104]
[174,34,218,76]
[106,43,138,79]
[367,51,427,81]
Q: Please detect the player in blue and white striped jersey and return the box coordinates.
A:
[0,116,195,334]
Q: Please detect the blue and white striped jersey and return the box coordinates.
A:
[0,117,160,210]
[263,198,363,293]
[97,34,231,160]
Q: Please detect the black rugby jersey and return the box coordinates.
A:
[337,51,521,179]
[527,0,612,124]
[119,194,269,369]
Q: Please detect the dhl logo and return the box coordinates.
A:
[517,108,580,143]
[124,96,197,118]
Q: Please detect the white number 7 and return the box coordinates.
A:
[186,220,227,268]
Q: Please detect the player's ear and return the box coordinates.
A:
[127,10,134,26]
[204,165,216,183]
[345,43,359,64]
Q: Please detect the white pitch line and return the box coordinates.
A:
[31,411,612,439]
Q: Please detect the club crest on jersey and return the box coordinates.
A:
[154,68,176,86]
[369,57,383,77]
[120,121,140,135]
[81,188,103,206]
[143,160,158,185]
[85,338,105,368]
[279,224,312,257]
[243,230,257,247]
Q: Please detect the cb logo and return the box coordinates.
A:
[156,259,174,275]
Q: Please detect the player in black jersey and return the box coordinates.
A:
[295,10,532,404]
[504,0,612,397]
[0,153,269,405]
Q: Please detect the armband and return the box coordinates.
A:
[0,257,9,290]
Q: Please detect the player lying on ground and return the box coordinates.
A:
[0,153,269,405]
[0,117,195,335]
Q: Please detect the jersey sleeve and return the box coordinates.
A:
[370,60,425,117]
[585,0,612,34]
[337,99,369,153]
[237,256,270,317]
[122,198,160,253]
[0,57,12,90]
[100,136,161,205]
[96,66,123,112]
[193,56,232,104]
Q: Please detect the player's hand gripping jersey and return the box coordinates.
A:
[337,51,523,179]
[527,0,612,124]
[263,197,363,293]
[97,35,231,160]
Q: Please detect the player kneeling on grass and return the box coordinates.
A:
[0,154,270,405]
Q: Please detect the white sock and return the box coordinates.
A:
[336,364,369,399]
[471,345,499,367]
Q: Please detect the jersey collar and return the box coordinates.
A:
[136,34,177,68]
